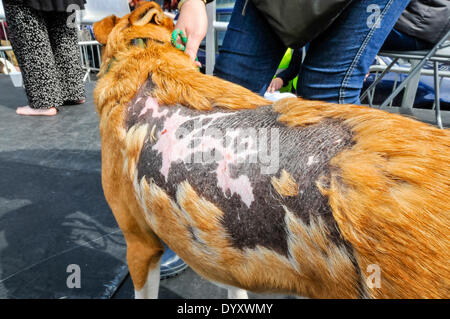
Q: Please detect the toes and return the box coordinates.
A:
[16,106,58,116]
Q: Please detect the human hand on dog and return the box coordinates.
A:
[175,0,207,67]
[267,77,284,93]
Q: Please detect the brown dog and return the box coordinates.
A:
[93,2,449,299]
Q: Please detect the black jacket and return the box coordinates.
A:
[251,0,354,48]
[278,49,301,85]
[395,0,450,44]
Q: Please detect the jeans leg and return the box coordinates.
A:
[382,28,434,51]
[213,0,286,95]
[298,0,410,104]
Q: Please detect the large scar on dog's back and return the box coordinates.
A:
[271,170,299,197]
[283,206,361,298]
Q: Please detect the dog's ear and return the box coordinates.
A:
[129,1,166,26]
[93,15,119,45]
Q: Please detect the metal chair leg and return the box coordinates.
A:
[400,60,420,111]
[434,61,443,129]
[360,57,399,103]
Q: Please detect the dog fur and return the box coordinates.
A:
[93,2,450,299]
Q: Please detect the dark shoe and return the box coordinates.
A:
[160,243,188,280]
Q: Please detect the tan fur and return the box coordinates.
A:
[94,2,450,298]
[101,121,163,290]
[271,169,299,197]
[275,98,450,298]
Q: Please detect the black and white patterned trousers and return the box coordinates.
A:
[3,1,85,109]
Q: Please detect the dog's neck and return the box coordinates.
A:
[94,38,269,124]
[130,38,166,47]
[102,37,167,76]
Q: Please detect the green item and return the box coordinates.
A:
[171,29,188,51]
[276,49,298,93]
[278,48,292,70]
[171,29,200,67]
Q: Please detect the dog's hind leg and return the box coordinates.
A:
[121,219,164,299]
[227,287,249,299]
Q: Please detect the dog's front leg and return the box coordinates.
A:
[134,258,161,299]
[101,123,165,299]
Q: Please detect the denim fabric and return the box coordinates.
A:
[382,28,434,51]
[213,0,286,95]
[214,0,410,104]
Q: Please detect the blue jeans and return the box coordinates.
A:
[214,0,410,104]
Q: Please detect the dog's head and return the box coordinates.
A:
[93,1,174,67]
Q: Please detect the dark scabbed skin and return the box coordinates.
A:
[128,79,355,257]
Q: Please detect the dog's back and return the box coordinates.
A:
[122,79,450,299]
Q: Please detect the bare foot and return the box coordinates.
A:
[16,105,57,116]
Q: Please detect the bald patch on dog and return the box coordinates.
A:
[126,79,355,259]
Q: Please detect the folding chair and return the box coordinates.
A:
[361,29,450,129]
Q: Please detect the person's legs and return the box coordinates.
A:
[382,28,434,51]
[45,10,86,104]
[298,0,410,104]
[213,0,286,95]
[3,1,63,115]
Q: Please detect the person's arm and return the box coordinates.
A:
[267,49,301,93]
[171,0,210,63]
[277,49,301,85]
